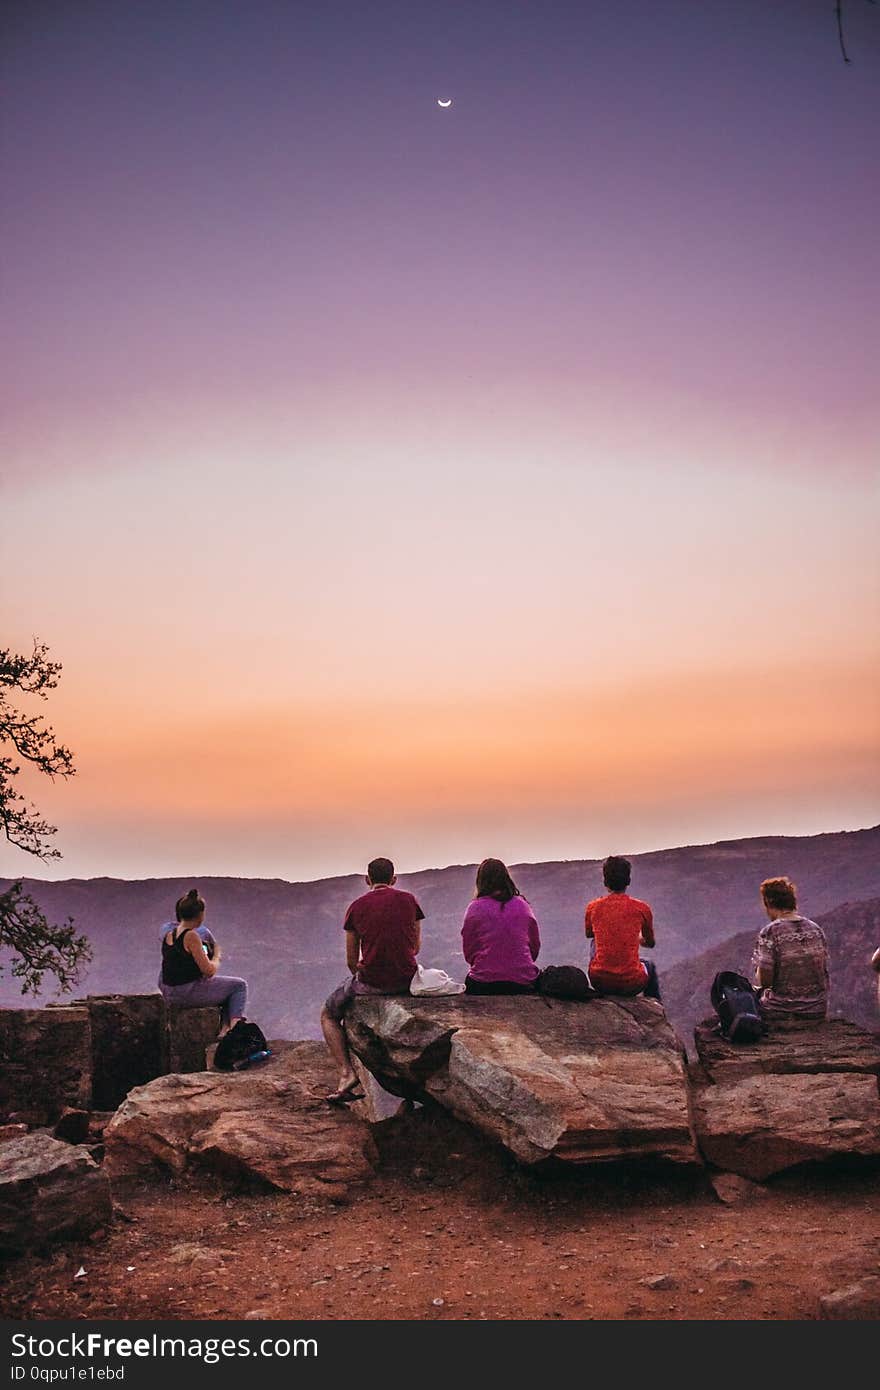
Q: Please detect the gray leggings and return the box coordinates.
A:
[160,975,248,1029]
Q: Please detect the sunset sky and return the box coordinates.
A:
[3,0,878,882]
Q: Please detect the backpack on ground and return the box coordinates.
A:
[213,1019,271,1072]
[535,965,593,1001]
[710,971,765,1044]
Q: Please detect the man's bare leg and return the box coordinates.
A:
[320,1007,360,1099]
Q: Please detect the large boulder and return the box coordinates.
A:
[105,1041,377,1197]
[345,994,699,1168]
[691,1072,880,1181]
[0,1133,112,1253]
[691,1018,880,1179]
[0,1007,92,1124]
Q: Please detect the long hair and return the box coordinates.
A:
[474,858,520,905]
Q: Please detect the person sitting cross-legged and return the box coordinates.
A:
[584,855,661,1001]
[320,857,425,1104]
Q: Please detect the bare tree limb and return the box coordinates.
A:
[836,0,879,64]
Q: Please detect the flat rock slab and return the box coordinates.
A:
[346,994,699,1168]
[0,1133,112,1253]
[691,1072,880,1180]
[105,1041,377,1197]
[694,1017,880,1083]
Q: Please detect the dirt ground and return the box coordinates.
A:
[3,1107,879,1321]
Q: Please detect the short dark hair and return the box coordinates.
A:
[761,876,797,911]
[367,857,395,885]
[474,857,520,905]
[603,856,631,892]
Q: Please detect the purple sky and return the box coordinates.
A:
[2,1,878,880]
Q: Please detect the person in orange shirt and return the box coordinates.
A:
[584,855,661,1000]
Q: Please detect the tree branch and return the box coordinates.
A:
[0,881,91,995]
[0,642,87,994]
[836,1,853,63]
[1,642,76,859]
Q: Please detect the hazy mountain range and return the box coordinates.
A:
[2,824,879,1043]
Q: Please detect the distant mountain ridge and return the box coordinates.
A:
[2,824,879,1040]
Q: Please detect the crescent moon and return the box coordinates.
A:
[437,98,452,108]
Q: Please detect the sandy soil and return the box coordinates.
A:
[2,1108,879,1321]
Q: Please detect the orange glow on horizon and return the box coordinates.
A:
[29,658,877,826]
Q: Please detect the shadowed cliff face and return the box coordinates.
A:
[663,897,880,1039]
[1,825,879,1040]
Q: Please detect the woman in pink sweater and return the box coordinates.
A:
[461,858,541,994]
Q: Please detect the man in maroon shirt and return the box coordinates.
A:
[320,857,425,1103]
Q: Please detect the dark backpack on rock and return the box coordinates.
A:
[213,1020,271,1072]
[710,971,765,1044]
[536,965,593,1001]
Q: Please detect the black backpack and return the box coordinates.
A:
[535,965,593,1001]
[710,971,765,1044]
[213,1020,271,1072]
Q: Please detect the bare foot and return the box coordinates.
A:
[326,1075,364,1105]
[217,1016,246,1039]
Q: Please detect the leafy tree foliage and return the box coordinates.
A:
[0,641,91,993]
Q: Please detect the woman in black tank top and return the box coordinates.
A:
[161,924,204,985]
[159,888,248,1036]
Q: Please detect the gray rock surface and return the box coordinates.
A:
[0,1133,112,1253]
[346,994,699,1167]
[105,1041,377,1196]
